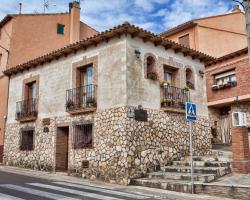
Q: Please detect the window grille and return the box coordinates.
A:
[20,128,34,151]
[72,123,93,149]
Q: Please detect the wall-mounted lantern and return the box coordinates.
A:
[134,49,141,59]
[199,70,204,78]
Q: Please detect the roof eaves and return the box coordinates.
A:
[206,47,248,66]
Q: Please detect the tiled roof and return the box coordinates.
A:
[206,47,248,66]
[4,22,215,76]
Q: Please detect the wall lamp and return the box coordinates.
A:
[199,70,204,78]
[134,49,141,59]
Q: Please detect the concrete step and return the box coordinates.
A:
[172,160,230,167]
[161,166,230,177]
[131,178,197,193]
[191,155,232,162]
[147,172,216,183]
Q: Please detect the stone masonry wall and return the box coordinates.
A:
[4,107,211,185]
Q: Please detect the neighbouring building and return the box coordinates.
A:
[0,1,97,162]
[206,47,250,146]
[160,5,247,58]
[3,22,213,184]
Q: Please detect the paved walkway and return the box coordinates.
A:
[0,165,234,200]
[214,173,250,186]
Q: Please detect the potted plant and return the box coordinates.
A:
[86,96,94,107]
[66,99,75,110]
[212,85,219,91]
[160,80,171,87]
[182,85,189,92]
[161,98,167,107]
[166,98,174,106]
[230,80,237,87]
[147,72,158,81]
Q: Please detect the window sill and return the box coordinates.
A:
[161,106,185,114]
[16,116,37,123]
[66,107,96,115]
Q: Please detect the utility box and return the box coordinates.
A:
[232,112,247,127]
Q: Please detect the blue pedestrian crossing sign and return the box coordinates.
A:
[186,102,197,121]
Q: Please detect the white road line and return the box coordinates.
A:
[0,184,78,200]
[53,181,150,199]
[28,183,125,200]
[0,193,25,200]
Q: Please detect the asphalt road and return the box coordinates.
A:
[0,171,157,200]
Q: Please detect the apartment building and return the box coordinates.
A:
[160,6,247,58]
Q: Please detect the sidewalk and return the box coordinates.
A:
[0,165,235,200]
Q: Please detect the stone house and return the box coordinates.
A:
[160,6,247,58]
[206,47,250,146]
[3,22,213,184]
[0,1,97,162]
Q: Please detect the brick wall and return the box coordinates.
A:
[206,54,250,103]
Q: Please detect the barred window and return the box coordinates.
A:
[72,123,93,149]
[20,128,34,151]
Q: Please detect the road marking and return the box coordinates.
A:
[28,183,125,200]
[0,193,25,200]
[0,184,78,200]
[53,181,150,199]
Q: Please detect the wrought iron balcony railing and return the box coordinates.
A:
[161,85,190,109]
[66,84,97,112]
[16,98,38,121]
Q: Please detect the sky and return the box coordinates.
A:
[0,0,239,34]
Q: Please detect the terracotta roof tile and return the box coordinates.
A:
[206,47,248,66]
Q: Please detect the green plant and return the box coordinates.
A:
[160,80,171,86]
[147,72,158,81]
[66,99,75,109]
[166,98,174,103]
[86,96,94,104]
[182,85,189,91]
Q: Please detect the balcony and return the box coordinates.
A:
[66,84,97,114]
[161,85,190,112]
[16,98,38,122]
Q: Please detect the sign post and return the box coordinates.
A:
[185,102,197,194]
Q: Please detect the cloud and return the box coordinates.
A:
[0,0,235,33]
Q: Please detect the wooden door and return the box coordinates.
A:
[56,127,69,171]
[220,115,231,144]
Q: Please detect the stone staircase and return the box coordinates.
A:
[131,154,232,193]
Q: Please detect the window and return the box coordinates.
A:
[78,65,93,87]
[72,123,93,149]
[179,34,190,47]
[25,81,37,100]
[164,71,172,83]
[57,24,65,35]
[186,68,195,89]
[214,70,236,86]
[146,55,157,79]
[20,128,34,151]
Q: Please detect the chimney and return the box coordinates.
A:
[69,1,81,43]
[232,5,241,12]
[19,3,22,15]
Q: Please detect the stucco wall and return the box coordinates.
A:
[126,36,208,116]
[7,37,127,123]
